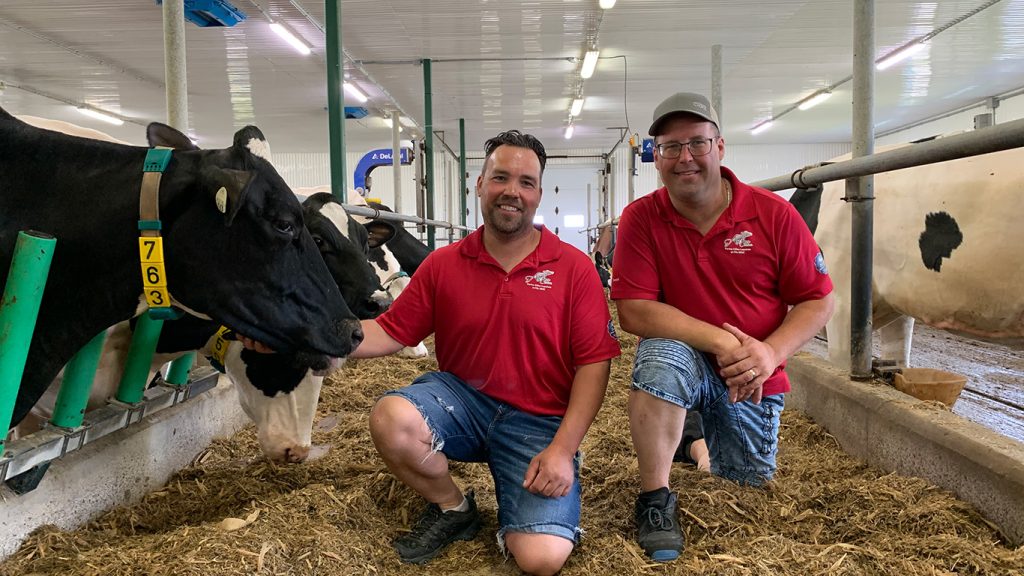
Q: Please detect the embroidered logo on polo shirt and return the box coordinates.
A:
[525,270,554,291]
[814,250,829,274]
[724,230,754,254]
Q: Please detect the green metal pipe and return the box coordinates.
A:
[423,58,435,249]
[326,0,347,200]
[51,329,107,429]
[164,351,194,386]
[115,315,164,405]
[0,231,56,443]
[459,117,468,238]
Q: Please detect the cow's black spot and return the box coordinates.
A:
[240,350,312,397]
[918,211,962,272]
[789,185,822,235]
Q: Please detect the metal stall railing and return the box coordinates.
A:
[751,117,1024,377]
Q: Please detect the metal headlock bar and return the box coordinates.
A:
[0,367,220,482]
[751,117,1024,192]
[342,203,473,232]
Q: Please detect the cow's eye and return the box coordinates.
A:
[313,235,323,246]
[274,219,295,235]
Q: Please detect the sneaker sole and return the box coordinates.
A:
[398,519,482,565]
[650,549,680,562]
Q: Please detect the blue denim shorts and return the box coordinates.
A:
[384,372,582,546]
[632,338,785,486]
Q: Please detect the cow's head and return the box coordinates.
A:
[594,251,611,289]
[146,123,362,362]
[302,192,395,319]
[220,343,337,463]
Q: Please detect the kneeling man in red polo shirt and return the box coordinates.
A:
[610,92,835,563]
[351,130,621,576]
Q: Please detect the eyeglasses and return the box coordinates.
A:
[655,137,717,159]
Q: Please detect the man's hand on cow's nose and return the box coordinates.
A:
[238,334,275,354]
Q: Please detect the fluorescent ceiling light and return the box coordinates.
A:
[77,106,124,126]
[269,22,311,56]
[876,42,925,70]
[570,98,585,117]
[798,91,832,111]
[599,0,617,8]
[344,82,368,103]
[750,120,774,135]
[564,124,575,139]
[580,49,600,79]
[382,117,403,132]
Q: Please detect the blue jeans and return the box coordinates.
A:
[632,338,784,486]
[384,372,582,547]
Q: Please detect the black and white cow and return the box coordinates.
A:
[13,121,386,472]
[1,108,362,432]
[293,188,431,358]
[363,201,431,277]
[790,140,1024,369]
[351,195,431,358]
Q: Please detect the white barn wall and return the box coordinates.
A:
[270,92,1024,254]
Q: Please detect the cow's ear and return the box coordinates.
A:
[147,123,199,151]
[200,166,251,226]
[233,125,273,162]
[365,220,397,249]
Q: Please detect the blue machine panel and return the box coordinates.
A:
[354,148,413,193]
[344,107,369,119]
[156,0,246,27]
[640,138,655,163]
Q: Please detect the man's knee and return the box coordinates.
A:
[504,532,573,576]
[369,395,430,455]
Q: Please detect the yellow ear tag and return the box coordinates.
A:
[215,186,228,213]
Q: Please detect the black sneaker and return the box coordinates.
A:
[635,487,684,562]
[393,490,482,564]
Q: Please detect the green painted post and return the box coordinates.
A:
[115,315,164,405]
[0,231,56,445]
[459,117,468,238]
[423,58,435,250]
[51,329,107,429]
[165,351,194,386]
[326,0,347,200]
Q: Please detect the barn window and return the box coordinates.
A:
[563,214,585,228]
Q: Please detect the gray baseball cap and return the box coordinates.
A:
[649,92,720,136]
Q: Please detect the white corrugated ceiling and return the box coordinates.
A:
[1,0,1022,153]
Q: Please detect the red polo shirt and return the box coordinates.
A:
[610,167,832,396]
[377,226,621,416]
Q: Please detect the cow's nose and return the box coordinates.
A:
[283,445,310,463]
[339,318,364,351]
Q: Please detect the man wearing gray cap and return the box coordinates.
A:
[610,92,835,562]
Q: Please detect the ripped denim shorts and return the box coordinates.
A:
[383,371,582,547]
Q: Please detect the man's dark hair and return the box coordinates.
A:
[483,130,547,172]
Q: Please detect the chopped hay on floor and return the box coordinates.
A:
[2,314,1023,575]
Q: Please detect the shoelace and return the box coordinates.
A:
[644,504,676,531]
[406,505,448,545]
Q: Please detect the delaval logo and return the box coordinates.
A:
[369,149,409,163]
[724,231,754,254]
[525,270,555,291]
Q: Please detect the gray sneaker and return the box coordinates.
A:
[393,490,482,564]
[635,488,684,562]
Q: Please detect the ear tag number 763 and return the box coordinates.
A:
[139,237,169,307]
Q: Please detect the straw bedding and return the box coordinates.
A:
[2,309,1022,575]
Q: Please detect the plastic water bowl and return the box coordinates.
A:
[893,368,968,408]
